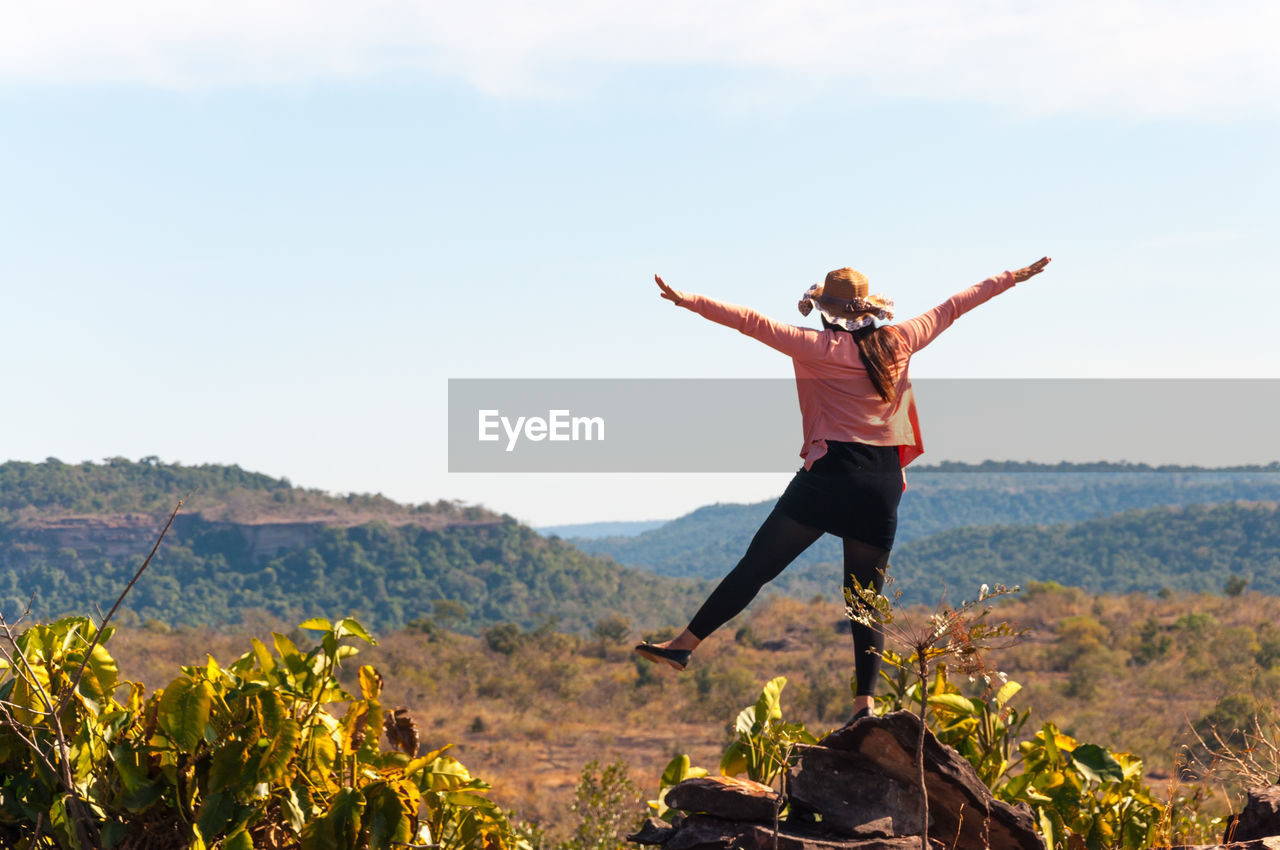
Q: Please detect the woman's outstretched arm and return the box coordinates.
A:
[891,257,1051,353]
[654,274,831,361]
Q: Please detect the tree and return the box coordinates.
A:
[1224,574,1249,597]
[592,615,631,645]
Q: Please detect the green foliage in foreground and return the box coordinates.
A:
[877,662,1216,850]
[0,615,524,850]
[718,676,816,786]
[656,671,1220,850]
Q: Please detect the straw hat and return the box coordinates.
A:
[798,268,894,331]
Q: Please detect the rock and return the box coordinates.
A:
[628,818,678,845]
[662,815,748,850]
[665,776,783,822]
[1226,787,1280,842]
[734,825,922,850]
[787,745,924,838]
[818,710,1043,850]
[658,815,925,850]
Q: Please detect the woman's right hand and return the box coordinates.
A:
[1012,256,1052,283]
[654,274,685,304]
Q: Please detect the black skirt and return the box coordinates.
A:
[775,441,903,549]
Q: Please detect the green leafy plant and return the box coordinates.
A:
[0,613,525,850]
[875,657,1030,789]
[1000,722,1162,850]
[874,643,1210,849]
[719,676,818,788]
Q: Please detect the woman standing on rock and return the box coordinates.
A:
[636,257,1051,723]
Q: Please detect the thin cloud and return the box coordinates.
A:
[1,0,1276,118]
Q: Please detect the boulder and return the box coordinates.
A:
[665,776,783,822]
[1226,787,1280,843]
[630,710,1044,850]
[661,815,750,850]
[628,818,679,845]
[787,744,924,838]
[659,814,925,850]
[818,711,1043,850]
[733,825,922,850]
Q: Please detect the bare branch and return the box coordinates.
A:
[56,497,184,716]
[0,701,59,775]
[0,697,51,717]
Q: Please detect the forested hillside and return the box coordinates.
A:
[887,500,1280,600]
[0,458,704,632]
[572,465,1280,581]
[5,458,1279,630]
[0,455,492,524]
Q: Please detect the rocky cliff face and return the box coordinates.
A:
[6,514,162,559]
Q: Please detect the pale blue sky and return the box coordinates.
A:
[2,2,1277,524]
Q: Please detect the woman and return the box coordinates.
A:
[635,257,1051,723]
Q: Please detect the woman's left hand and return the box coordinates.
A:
[1012,256,1052,283]
[654,274,685,304]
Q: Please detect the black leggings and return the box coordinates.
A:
[686,506,890,697]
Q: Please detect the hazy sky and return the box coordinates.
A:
[3,2,1277,525]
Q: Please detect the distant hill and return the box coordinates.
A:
[570,467,1280,582]
[865,499,1280,603]
[0,458,704,632]
[537,519,669,539]
[0,455,493,526]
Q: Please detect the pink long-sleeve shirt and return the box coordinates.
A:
[676,271,1018,471]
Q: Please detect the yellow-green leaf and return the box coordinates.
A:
[755,676,786,724]
[259,718,301,784]
[304,729,339,792]
[365,782,412,848]
[994,680,1021,708]
[358,666,383,701]
[337,618,376,645]
[251,638,276,675]
[224,827,254,850]
[158,677,214,750]
[719,742,748,778]
[927,693,977,715]
[210,742,249,792]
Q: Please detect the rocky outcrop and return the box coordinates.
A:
[815,711,1041,850]
[1226,788,1280,844]
[665,777,782,822]
[629,711,1044,850]
[632,814,920,850]
[787,744,924,839]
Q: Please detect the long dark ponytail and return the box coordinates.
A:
[821,318,903,403]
